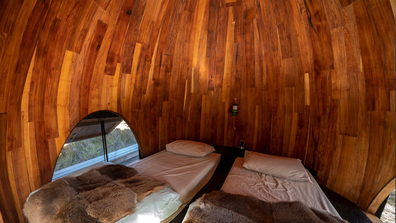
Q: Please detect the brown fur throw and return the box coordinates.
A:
[185,191,348,223]
[23,164,168,223]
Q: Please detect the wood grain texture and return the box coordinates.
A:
[367,178,396,214]
[104,0,136,76]
[0,0,24,35]
[0,0,394,220]
[0,114,23,223]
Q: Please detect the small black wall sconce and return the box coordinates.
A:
[232,98,238,116]
[239,140,245,150]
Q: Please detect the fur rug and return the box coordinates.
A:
[185,191,348,223]
[23,164,168,223]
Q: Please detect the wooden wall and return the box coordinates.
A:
[0,0,394,221]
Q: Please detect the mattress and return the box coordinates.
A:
[129,150,221,204]
[27,150,220,223]
[221,157,341,218]
[183,157,341,222]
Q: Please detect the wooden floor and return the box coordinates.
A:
[0,0,394,221]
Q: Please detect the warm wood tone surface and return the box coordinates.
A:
[0,0,394,221]
[367,178,396,214]
[365,212,382,223]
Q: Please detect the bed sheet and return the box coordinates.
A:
[221,157,341,218]
[129,150,221,203]
[117,187,180,223]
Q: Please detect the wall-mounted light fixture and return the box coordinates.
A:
[232,98,238,116]
[232,104,238,116]
[239,140,245,150]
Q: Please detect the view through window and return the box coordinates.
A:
[106,121,139,164]
[53,120,139,181]
[381,189,395,223]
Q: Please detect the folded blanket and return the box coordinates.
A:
[24,164,168,223]
[185,191,348,223]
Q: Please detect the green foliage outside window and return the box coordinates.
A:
[55,122,137,171]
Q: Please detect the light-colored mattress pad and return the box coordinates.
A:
[221,157,341,218]
[129,150,221,204]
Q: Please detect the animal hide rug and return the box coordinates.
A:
[185,191,348,223]
[23,164,168,223]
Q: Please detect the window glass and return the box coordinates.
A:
[52,115,139,181]
[54,135,104,171]
[381,189,395,223]
[107,121,139,165]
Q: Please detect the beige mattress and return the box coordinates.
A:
[129,150,221,203]
[221,157,341,218]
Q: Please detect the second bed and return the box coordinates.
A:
[183,150,343,222]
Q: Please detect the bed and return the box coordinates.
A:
[127,149,221,222]
[23,140,221,223]
[183,150,344,222]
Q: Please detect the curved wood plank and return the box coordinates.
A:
[0,114,21,223]
[367,178,395,214]
[0,0,394,221]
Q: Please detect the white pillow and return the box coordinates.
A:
[165,140,215,157]
[243,150,311,183]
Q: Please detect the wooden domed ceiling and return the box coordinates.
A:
[0,0,394,221]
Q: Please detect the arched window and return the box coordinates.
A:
[52,111,140,181]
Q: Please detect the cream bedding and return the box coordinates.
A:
[221,157,341,218]
[129,150,221,203]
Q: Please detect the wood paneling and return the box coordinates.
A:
[0,0,394,221]
[0,114,23,223]
[367,178,396,214]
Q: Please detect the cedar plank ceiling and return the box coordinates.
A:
[0,0,394,221]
